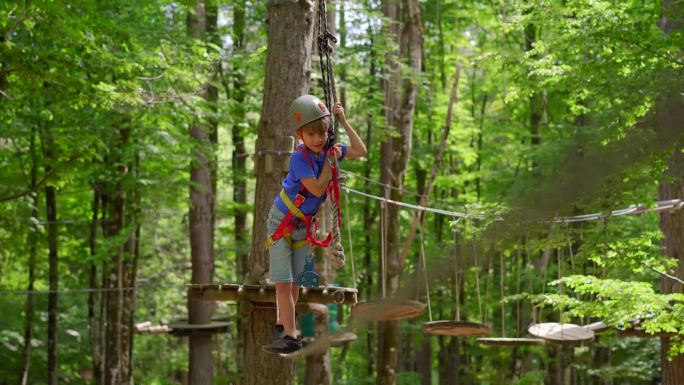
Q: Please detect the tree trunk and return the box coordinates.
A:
[657,2,684,383]
[231,0,250,378]
[363,8,377,378]
[88,182,103,385]
[377,0,422,384]
[103,122,132,385]
[19,129,39,385]
[524,22,542,174]
[187,2,216,385]
[242,1,314,384]
[658,148,684,384]
[42,122,59,385]
[122,148,141,382]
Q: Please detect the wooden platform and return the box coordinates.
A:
[351,299,425,321]
[421,320,492,337]
[187,283,358,305]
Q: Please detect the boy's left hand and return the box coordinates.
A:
[332,102,346,122]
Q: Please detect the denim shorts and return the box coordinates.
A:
[267,204,310,283]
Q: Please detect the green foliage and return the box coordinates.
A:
[1,0,683,383]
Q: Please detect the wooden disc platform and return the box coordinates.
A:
[528,323,594,343]
[583,321,610,333]
[187,283,357,305]
[135,322,172,335]
[351,299,425,321]
[477,337,547,346]
[329,331,358,347]
[421,320,493,337]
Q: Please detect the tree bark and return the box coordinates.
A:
[658,148,684,384]
[41,121,59,385]
[102,122,132,385]
[377,1,423,384]
[231,0,250,378]
[524,22,542,174]
[657,2,684,383]
[187,2,216,385]
[88,182,103,384]
[242,1,314,384]
[19,128,39,385]
[363,7,377,378]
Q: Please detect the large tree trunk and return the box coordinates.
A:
[186,2,216,385]
[242,1,314,384]
[377,1,422,384]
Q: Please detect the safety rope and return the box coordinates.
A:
[316,0,344,268]
[316,0,339,148]
[344,188,357,290]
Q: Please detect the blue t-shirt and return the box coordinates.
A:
[274,144,348,217]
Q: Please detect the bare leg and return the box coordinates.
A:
[275,282,297,337]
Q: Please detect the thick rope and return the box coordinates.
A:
[316,0,344,268]
[344,188,357,290]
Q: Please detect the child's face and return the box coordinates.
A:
[297,118,330,152]
[298,126,328,153]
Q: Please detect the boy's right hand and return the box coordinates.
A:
[328,144,343,160]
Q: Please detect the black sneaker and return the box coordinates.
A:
[262,335,302,354]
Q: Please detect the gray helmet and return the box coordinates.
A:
[290,94,330,130]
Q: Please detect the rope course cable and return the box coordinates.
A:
[342,185,684,223]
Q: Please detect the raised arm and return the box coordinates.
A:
[333,103,367,159]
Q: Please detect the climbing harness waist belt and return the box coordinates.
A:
[265,147,340,250]
[266,190,305,250]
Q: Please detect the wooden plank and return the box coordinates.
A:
[186,283,358,305]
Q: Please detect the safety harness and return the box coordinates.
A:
[265,146,342,251]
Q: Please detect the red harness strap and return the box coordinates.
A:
[267,147,341,249]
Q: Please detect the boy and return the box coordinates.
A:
[262,94,367,354]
